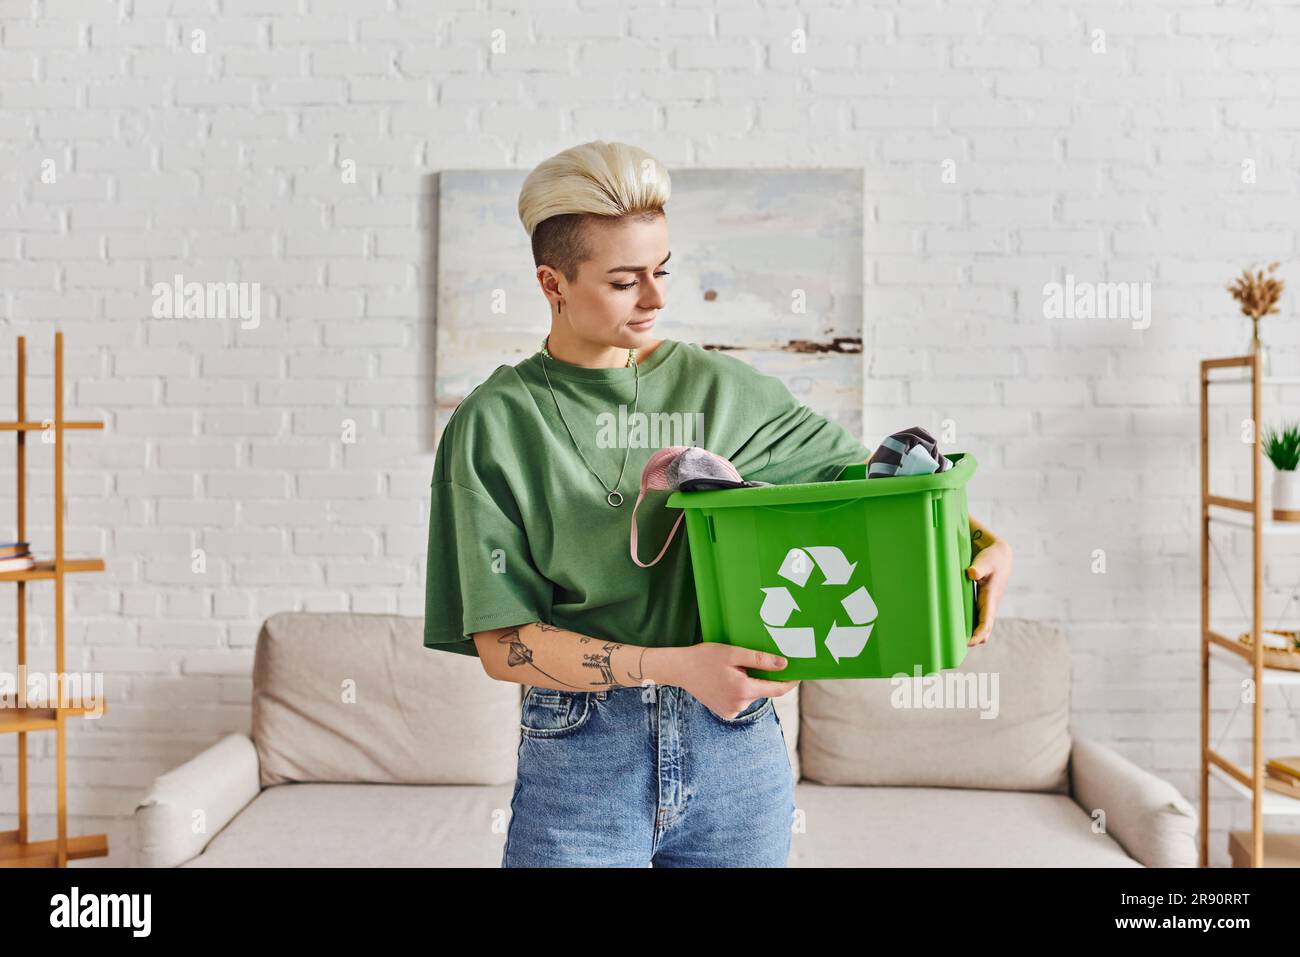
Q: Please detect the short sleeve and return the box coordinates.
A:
[734,368,872,487]
[423,395,554,657]
[423,479,553,657]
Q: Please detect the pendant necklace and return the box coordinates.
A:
[539,334,638,507]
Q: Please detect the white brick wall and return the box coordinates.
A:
[3,0,1298,867]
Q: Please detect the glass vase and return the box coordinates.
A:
[1246,318,1271,377]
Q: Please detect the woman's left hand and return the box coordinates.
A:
[965,515,1012,646]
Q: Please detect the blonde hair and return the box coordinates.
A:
[517,140,672,282]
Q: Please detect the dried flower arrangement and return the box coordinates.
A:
[1228,262,1285,356]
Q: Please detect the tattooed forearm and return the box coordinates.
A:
[499,628,531,667]
[579,641,651,690]
[584,642,621,688]
[492,623,651,692]
[497,627,587,689]
[627,646,648,684]
[539,621,590,644]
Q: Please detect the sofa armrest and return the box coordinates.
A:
[1069,735,1198,867]
[132,732,262,867]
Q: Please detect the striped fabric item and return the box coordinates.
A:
[866,425,953,479]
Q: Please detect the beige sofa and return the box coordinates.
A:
[133,612,1198,867]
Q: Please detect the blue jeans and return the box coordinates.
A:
[502,683,796,867]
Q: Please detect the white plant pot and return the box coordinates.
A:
[1273,469,1300,521]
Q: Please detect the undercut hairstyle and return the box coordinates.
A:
[517,140,672,283]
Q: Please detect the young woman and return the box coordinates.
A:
[424,141,1014,867]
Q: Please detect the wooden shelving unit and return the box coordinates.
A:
[1199,352,1300,868]
[0,332,108,868]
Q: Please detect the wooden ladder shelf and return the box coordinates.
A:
[0,332,108,867]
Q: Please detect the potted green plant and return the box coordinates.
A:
[1264,421,1300,521]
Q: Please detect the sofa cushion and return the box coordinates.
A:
[181,782,514,867]
[252,611,520,787]
[790,782,1139,866]
[798,617,1071,792]
[182,779,1140,868]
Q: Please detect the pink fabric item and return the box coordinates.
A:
[630,445,747,568]
[630,446,690,568]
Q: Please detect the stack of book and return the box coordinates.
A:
[1266,755,1300,799]
[0,541,34,574]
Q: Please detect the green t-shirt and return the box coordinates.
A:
[423,338,872,658]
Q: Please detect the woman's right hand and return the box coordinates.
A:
[665,642,797,719]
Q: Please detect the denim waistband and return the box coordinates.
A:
[600,683,680,700]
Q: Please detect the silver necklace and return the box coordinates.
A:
[539,335,637,507]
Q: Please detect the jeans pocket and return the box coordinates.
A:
[705,695,774,727]
[520,687,593,738]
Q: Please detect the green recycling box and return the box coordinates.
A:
[666,451,978,681]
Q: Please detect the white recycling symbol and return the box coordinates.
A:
[759,546,877,663]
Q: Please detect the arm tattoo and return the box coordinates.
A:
[497,625,642,691]
[499,628,534,668]
[496,627,585,689]
[626,646,648,684]
[583,642,622,688]
[583,641,643,690]
[540,622,589,644]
